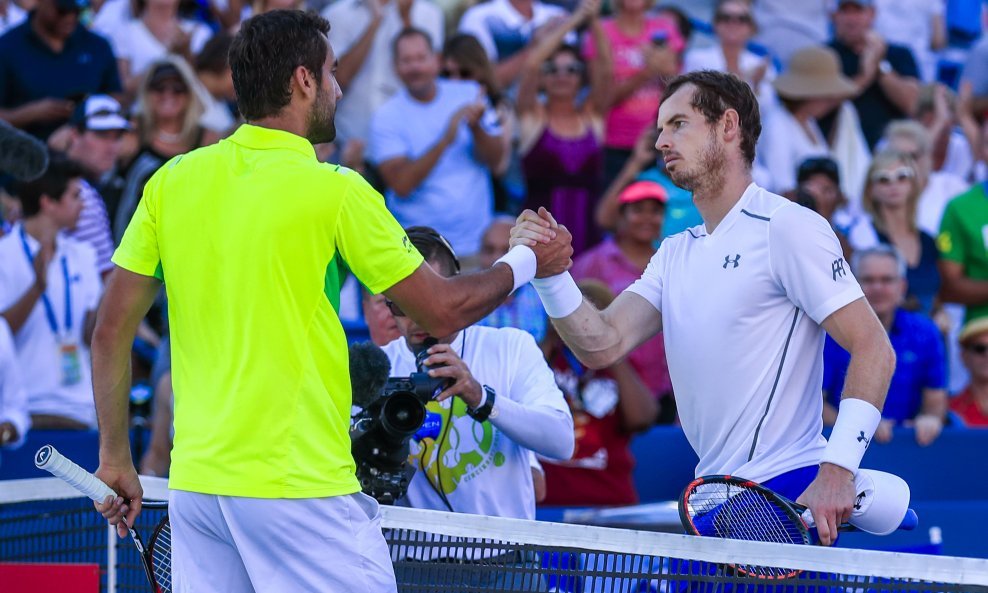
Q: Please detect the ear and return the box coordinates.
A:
[721,108,742,145]
[293,65,318,101]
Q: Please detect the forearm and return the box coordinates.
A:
[0,285,43,335]
[940,276,988,305]
[490,397,574,460]
[919,388,948,419]
[92,323,138,464]
[336,19,382,89]
[878,73,920,115]
[0,106,39,128]
[550,301,627,370]
[470,126,504,170]
[609,71,652,108]
[610,360,658,432]
[385,138,451,197]
[494,50,530,89]
[595,158,645,230]
[838,331,895,412]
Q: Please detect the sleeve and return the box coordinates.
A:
[0,320,30,449]
[458,6,498,60]
[625,241,666,313]
[936,199,966,263]
[888,44,919,79]
[111,158,170,279]
[334,170,424,294]
[769,204,864,324]
[921,319,948,390]
[490,330,574,460]
[367,105,409,165]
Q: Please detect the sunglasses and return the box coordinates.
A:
[715,12,752,24]
[966,343,988,355]
[441,67,474,79]
[541,62,584,76]
[385,299,406,317]
[871,167,914,185]
[149,83,188,95]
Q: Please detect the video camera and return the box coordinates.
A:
[349,340,450,504]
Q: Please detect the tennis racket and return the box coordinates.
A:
[35,445,172,593]
[679,474,918,579]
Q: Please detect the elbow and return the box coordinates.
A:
[542,430,575,461]
[876,334,897,383]
[413,309,460,339]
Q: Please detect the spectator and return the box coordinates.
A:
[683,0,777,116]
[51,94,129,278]
[823,246,947,446]
[361,287,402,346]
[518,0,609,256]
[114,57,222,242]
[847,149,941,316]
[951,318,988,427]
[573,180,672,416]
[792,156,856,258]
[369,28,504,256]
[873,0,945,82]
[458,0,569,90]
[382,226,572,585]
[752,0,830,66]
[475,216,548,342]
[585,0,682,184]
[0,0,121,140]
[913,83,978,182]
[195,32,238,136]
[759,46,868,200]
[540,279,656,506]
[0,317,29,449]
[882,119,968,237]
[0,154,103,430]
[322,0,443,146]
[0,0,26,35]
[108,0,212,97]
[961,32,988,117]
[823,0,921,151]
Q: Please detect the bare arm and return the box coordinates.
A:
[913,387,947,446]
[0,98,75,130]
[606,44,677,109]
[877,69,921,116]
[610,359,659,432]
[585,16,612,116]
[594,128,657,231]
[377,115,459,198]
[938,259,988,305]
[335,7,383,90]
[469,115,505,171]
[494,48,534,90]
[0,285,44,335]
[930,12,946,51]
[820,298,895,413]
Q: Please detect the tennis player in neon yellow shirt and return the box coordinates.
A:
[89,11,573,592]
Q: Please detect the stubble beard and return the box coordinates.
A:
[306,86,337,145]
[667,131,728,199]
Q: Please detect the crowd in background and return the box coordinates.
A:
[2,0,988,508]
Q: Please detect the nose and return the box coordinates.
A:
[655,128,670,152]
[333,77,342,101]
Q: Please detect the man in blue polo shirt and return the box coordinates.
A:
[0,0,120,140]
[823,245,947,446]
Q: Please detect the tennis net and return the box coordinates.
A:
[2,477,987,592]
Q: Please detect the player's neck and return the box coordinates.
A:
[695,169,752,233]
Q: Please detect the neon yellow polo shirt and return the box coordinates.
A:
[113,125,423,498]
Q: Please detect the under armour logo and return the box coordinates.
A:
[853,491,867,511]
[857,431,870,448]
[832,258,847,281]
[723,254,741,269]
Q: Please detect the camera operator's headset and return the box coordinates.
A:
[405,226,461,512]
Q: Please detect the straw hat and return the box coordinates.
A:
[773,46,857,100]
[959,317,988,345]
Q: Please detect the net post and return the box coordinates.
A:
[107,522,117,592]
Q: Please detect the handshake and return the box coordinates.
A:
[508,207,574,279]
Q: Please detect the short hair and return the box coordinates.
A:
[229,10,331,122]
[393,27,434,60]
[883,119,931,156]
[13,152,84,218]
[852,244,907,280]
[405,226,460,276]
[661,70,761,166]
[195,31,234,74]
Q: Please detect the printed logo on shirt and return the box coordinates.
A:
[723,254,741,269]
[832,258,847,281]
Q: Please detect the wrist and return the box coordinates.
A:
[532,271,583,318]
[495,245,537,293]
[820,397,882,474]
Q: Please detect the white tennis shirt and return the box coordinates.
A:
[628,183,864,482]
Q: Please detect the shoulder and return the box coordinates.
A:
[741,185,798,223]
[944,183,983,210]
[79,27,115,53]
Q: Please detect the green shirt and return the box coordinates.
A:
[937,182,988,323]
[113,124,423,497]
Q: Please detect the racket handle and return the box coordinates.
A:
[35,445,116,503]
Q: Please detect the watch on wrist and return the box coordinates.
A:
[467,385,497,422]
[878,60,893,76]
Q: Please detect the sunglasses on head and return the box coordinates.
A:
[441,67,474,79]
[715,12,751,24]
[966,343,988,355]
[541,62,584,76]
[385,299,406,317]
[871,167,914,185]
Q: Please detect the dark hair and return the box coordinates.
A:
[196,31,234,74]
[661,70,761,166]
[393,27,435,60]
[405,226,460,276]
[655,4,693,42]
[797,156,841,185]
[229,10,330,121]
[13,152,84,218]
[442,34,502,106]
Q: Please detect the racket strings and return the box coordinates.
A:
[150,518,172,593]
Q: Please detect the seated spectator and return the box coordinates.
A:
[683,0,777,116]
[793,156,857,256]
[518,0,608,256]
[847,149,941,316]
[458,0,570,90]
[913,83,978,182]
[108,0,212,97]
[114,57,222,242]
[951,318,988,427]
[961,33,988,118]
[0,0,26,36]
[823,245,947,446]
[0,154,103,430]
[0,0,121,140]
[369,28,504,256]
[760,46,869,201]
[195,32,238,136]
[882,119,968,237]
[0,317,29,448]
[573,180,673,417]
[586,0,682,184]
[474,216,547,342]
[873,0,945,82]
[822,0,921,152]
[322,0,443,146]
[540,279,656,506]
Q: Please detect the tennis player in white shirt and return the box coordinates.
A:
[506,70,896,546]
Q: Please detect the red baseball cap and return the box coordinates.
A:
[617,181,668,205]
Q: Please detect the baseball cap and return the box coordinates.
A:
[72,95,130,132]
[618,181,668,206]
[836,0,874,8]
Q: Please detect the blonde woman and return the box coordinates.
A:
[848,149,941,316]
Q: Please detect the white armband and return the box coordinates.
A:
[494,245,537,294]
[820,398,882,474]
[532,271,583,319]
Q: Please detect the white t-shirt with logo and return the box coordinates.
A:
[627,184,864,483]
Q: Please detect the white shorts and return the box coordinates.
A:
[168,490,396,593]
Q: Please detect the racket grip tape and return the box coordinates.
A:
[35,444,116,503]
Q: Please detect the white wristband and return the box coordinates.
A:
[532,271,583,318]
[820,398,882,474]
[494,245,537,294]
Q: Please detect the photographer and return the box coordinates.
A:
[381,226,573,586]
